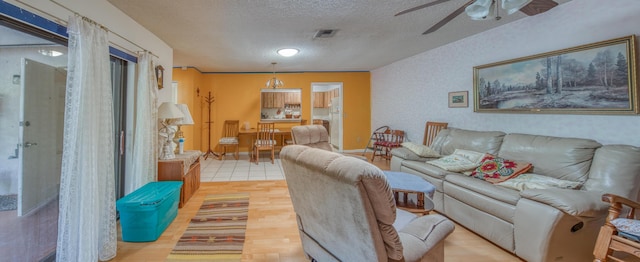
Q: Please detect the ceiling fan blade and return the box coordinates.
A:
[519,0,558,16]
[423,0,476,35]
[395,0,452,16]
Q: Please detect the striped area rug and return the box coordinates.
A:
[166,193,249,262]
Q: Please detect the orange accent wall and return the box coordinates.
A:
[172,69,371,152]
[172,68,203,151]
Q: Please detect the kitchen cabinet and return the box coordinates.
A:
[313,90,339,108]
[313,93,325,108]
[261,92,285,108]
[285,92,301,104]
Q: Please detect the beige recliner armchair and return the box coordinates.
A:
[290,125,368,161]
[290,125,334,151]
[280,145,455,262]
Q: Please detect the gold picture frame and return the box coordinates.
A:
[473,35,637,114]
[449,91,468,108]
[155,65,164,89]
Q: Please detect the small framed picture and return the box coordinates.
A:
[449,91,468,108]
[155,65,164,89]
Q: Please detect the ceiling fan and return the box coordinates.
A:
[396,0,559,35]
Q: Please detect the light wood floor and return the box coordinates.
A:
[113,154,524,262]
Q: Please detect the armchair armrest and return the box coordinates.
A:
[390,147,431,162]
[601,193,640,223]
[520,189,609,218]
[397,214,454,261]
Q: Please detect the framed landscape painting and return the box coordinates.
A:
[473,35,638,114]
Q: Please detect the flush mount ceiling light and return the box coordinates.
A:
[277,48,299,57]
[265,62,284,89]
[38,49,63,57]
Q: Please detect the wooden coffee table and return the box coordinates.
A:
[383,171,435,214]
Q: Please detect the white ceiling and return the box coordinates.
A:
[108,0,572,73]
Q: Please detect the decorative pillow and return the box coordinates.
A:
[426,154,479,172]
[401,142,440,158]
[469,154,532,184]
[497,173,582,191]
[611,218,640,242]
[451,149,485,164]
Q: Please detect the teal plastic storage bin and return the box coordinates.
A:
[116,181,183,242]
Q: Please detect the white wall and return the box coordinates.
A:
[371,0,640,146]
[5,0,175,102]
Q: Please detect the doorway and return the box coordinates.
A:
[311,83,343,151]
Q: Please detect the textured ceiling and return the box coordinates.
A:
[107,0,572,72]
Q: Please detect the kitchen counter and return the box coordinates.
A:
[260,118,302,122]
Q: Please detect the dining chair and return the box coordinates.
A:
[253,122,276,164]
[423,122,448,146]
[218,120,239,160]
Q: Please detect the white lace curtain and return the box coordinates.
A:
[126,52,158,193]
[56,15,116,261]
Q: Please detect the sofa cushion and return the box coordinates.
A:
[444,175,519,223]
[497,133,601,182]
[429,128,451,154]
[470,154,532,184]
[497,173,582,191]
[391,147,433,162]
[519,188,608,217]
[584,145,640,202]
[445,174,521,206]
[401,142,440,158]
[439,129,506,156]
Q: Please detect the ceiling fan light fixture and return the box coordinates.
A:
[277,48,299,57]
[465,0,495,20]
[502,0,532,15]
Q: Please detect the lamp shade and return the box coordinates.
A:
[502,0,532,15]
[157,102,184,119]
[174,104,194,125]
[465,0,495,20]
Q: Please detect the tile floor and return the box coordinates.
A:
[200,153,285,182]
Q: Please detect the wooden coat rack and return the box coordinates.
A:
[203,92,218,160]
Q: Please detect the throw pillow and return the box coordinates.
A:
[497,173,582,191]
[401,142,440,158]
[469,154,532,184]
[451,149,485,164]
[426,154,479,172]
[611,218,640,242]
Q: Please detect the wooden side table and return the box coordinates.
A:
[158,150,202,208]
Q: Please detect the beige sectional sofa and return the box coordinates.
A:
[390,128,640,262]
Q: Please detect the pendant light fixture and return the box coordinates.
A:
[265,62,284,89]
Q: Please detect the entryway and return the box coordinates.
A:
[311,82,343,152]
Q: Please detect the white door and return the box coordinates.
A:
[18,58,65,216]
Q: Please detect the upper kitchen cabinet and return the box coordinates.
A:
[313,90,339,108]
[260,89,302,122]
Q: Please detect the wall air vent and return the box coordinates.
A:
[314,29,337,39]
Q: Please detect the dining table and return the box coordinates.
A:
[238,127,293,162]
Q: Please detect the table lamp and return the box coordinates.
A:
[158,102,184,159]
[173,104,194,154]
